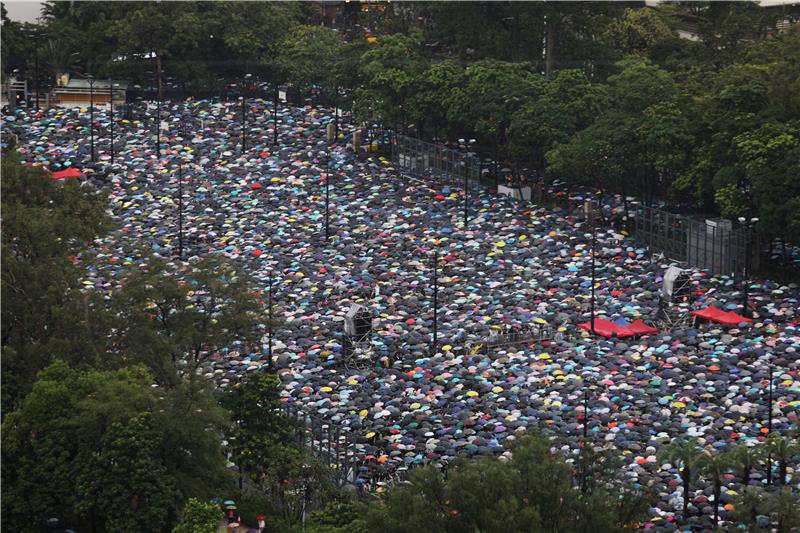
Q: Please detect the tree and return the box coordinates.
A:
[1,361,228,532]
[1,147,112,411]
[112,255,263,386]
[658,438,706,519]
[731,487,769,532]
[446,60,540,165]
[602,7,675,56]
[365,434,647,533]
[278,25,346,91]
[406,59,465,139]
[304,500,369,533]
[278,24,349,134]
[221,373,296,490]
[354,31,427,129]
[697,451,730,528]
[173,498,222,533]
[764,487,800,533]
[733,121,800,244]
[725,444,761,489]
[763,435,800,487]
[508,69,607,177]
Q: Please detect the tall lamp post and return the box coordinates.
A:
[324,151,331,241]
[589,192,600,333]
[430,247,439,355]
[156,70,162,158]
[88,75,96,162]
[580,378,592,493]
[241,73,251,152]
[33,30,40,111]
[766,361,774,484]
[109,82,117,165]
[267,271,273,372]
[273,83,280,146]
[738,217,758,318]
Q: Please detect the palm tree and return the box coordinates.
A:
[658,438,706,519]
[765,487,800,533]
[763,435,800,487]
[725,444,760,488]
[732,487,768,532]
[698,451,731,528]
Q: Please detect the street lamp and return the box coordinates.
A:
[32,30,40,111]
[87,74,96,162]
[589,192,600,333]
[242,73,252,152]
[430,247,439,355]
[463,161,469,228]
[273,81,280,146]
[109,82,119,165]
[177,156,184,260]
[580,378,593,493]
[267,270,274,372]
[766,361,774,485]
[738,217,758,318]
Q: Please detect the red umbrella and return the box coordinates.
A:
[51,167,82,180]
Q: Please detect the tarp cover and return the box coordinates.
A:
[691,306,753,325]
[577,318,660,338]
[51,167,82,179]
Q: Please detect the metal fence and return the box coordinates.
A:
[632,205,748,276]
[391,134,483,191]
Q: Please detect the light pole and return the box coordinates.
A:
[109,82,117,165]
[324,154,331,241]
[766,361,774,485]
[738,217,758,318]
[241,73,251,153]
[431,247,439,355]
[177,157,184,260]
[589,193,599,333]
[267,271,273,372]
[463,165,469,228]
[33,30,40,111]
[88,75,96,162]
[273,82,279,146]
[581,379,592,493]
[156,71,162,158]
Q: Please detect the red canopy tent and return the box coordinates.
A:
[691,307,752,325]
[577,318,660,338]
[50,168,82,180]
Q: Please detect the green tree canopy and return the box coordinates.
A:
[366,434,647,533]
[1,361,229,532]
[172,498,222,533]
[1,148,112,410]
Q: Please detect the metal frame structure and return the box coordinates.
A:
[633,205,748,277]
[391,134,483,190]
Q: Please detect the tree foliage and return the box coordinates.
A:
[172,498,222,533]
[1,361,229,533]
[366,434,648,533]
[1,148,112,410]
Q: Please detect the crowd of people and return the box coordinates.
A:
[5,97,798,530]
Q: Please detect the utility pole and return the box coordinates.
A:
[273,84,279,146]
[766,362,773,484]
[242,73,251,152]
[156,72,161,158]
[581,382,591,493]
[109,83,114,165]
[34,32,40,111]
[431,247,439,355]
[464,165,469,228]
[590,203,597,334]
[88,75,95,162]
[267,272,273,371]
[177,159,184,260]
